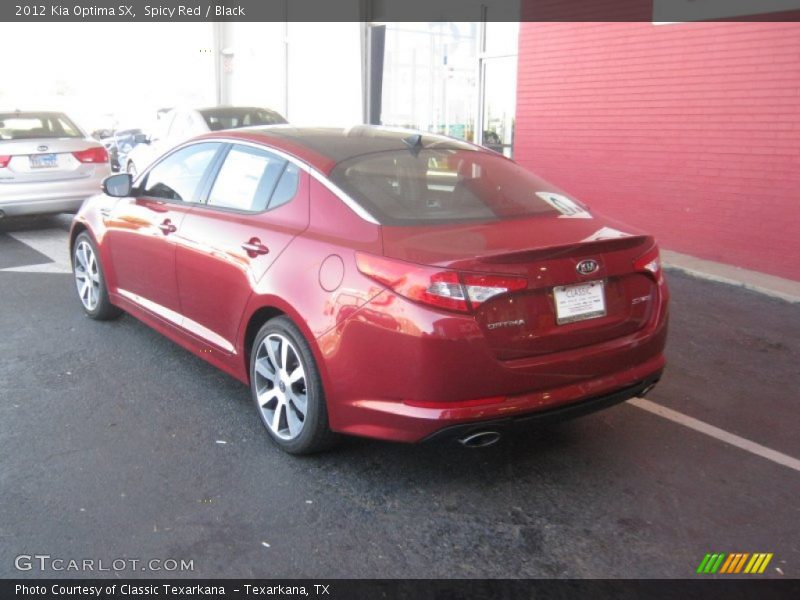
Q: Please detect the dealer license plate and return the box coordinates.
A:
[29,153,58,169]
[553,280,606,325]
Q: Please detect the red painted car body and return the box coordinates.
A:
[71,126,668,443]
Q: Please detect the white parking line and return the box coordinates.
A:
[629,397,800,473]
[1,229,71,273]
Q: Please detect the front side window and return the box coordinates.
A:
[140,142,219,202]
[329,148,561,225]
[207,145,288,212]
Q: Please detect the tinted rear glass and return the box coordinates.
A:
[0,113,82,140]
[199,108,287,131]
[329,149,561,225]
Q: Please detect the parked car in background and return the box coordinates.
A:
[96,128,144,172]
[124,106,287,177]
[91,128,113,140]
[71,126,668,454]
[0,111,110,218]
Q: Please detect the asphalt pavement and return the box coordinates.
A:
[0,214,798,579]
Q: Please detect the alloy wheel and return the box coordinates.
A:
[74,240,100,311]
[253,333,308,440]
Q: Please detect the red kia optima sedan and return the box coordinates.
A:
[70,126,668,454]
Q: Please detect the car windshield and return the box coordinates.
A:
[0,112,83,140]
[199,108,287,131]
[329,148,565,226]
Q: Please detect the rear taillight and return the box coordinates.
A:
[0,155,11,168]
[356,253,527,313]
[72,147,109,163]
[461,273,528,306]
[634,246,663,284]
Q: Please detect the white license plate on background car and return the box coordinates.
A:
[554,280,606,324]
[29,153,58,169]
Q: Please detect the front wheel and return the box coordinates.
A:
[250,316,337,454]
[72,232,122,321]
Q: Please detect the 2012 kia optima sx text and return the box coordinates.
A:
[70,126,668,454]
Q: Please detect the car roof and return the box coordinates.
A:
[0,110,70,117]
[195,125,481,174]
[197,106,279,113]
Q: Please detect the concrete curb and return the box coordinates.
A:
[662,250,800,304]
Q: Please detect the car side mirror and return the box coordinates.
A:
[103,173,133,197]
[133,133,150,144]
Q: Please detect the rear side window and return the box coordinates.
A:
[268,163,301,210]
[207,145,288,212]
[0,113,82,140]
[140,142,219,202]
[329,149,562,226]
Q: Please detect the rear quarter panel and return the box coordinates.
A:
[239,177,383,388]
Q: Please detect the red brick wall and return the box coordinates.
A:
[514,22,800,281]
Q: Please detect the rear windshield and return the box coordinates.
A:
[329,148,563,225]
[199,108,287,131]
[0,113,82,140]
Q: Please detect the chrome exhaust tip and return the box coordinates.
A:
[458,431,501,448]
[640,383,656,397]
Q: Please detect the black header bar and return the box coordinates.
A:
[1,0,799,22]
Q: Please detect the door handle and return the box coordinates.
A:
[242,238,269,257]
[158,219,177,235]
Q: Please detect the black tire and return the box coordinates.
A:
[72,232,122,321]
[250,316,338,455]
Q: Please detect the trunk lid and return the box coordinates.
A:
[381,214,659,359]
[0,138,104,183]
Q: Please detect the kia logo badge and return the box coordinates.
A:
[576,259,599,275]
[37,145,49,152]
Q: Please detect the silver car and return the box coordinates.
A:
[0,111,111,218]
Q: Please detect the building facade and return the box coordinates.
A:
[514,21,800,281]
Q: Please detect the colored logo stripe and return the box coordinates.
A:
[698,552,773,574]
[697,553,726,574]
[719,554,738,573]
[720,553,749,573]
[745,553,773,574]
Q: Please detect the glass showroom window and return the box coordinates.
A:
[375,21,518,157]
[479,21,519,158]
[379,22,480,142]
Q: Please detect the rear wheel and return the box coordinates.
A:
[72,232,121,321]
[250,316,337,454]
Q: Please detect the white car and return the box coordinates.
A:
[0,111,111,218]
[125,106,287,177]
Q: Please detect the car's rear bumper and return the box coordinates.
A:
[0,169,108,217]
[421,371,662,443]
[329,350,665,443]
[0,195,90,217]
